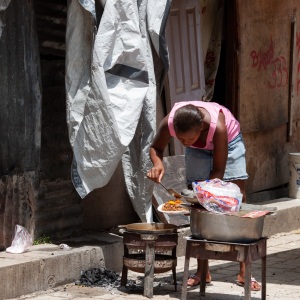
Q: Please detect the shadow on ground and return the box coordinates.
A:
[115,247,299,299]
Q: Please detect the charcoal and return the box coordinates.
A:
[77,267,138,291]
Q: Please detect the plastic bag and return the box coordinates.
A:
[6,225,33,254]
[192,179,242,214]
[59,243,71,251]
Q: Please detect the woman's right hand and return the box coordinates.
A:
[147,164,165,183]
[147,116,171,183]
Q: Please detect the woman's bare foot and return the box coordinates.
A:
[236,274,261,291]
[187,272,212,286]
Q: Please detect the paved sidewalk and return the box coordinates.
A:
[7,230,300,300]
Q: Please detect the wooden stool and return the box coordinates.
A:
[181,237,267,300]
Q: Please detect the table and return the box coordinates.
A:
[181,237,267,300]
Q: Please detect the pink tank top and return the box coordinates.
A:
[168,101,240,150]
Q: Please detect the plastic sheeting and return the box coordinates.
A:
[0,0,11,11]
[200,0,224,101]
[65,0,171,222]
[0,0,12,39]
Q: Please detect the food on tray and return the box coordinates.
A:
[241,210,270,218]
[161,199,188,211]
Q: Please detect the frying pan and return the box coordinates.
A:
[118,223,178,234]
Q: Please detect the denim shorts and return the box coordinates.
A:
[185,133,248,184]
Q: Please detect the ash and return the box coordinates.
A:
[75,267,140,291]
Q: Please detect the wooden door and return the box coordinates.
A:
[165,0,206,155]
[234,0,300,194]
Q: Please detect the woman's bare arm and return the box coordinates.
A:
[210,111,228,180]
[147,116,171,183]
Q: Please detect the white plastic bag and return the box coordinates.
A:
[193,179,243,214]
[6,225,33,254]
[59,243,71,251]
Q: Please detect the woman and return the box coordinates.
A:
[147,101,261,291]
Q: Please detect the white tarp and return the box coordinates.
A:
[65,0,171,222]
[0,0,12,39]
[0,0,11,11]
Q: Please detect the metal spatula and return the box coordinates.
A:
[159,182,182,198]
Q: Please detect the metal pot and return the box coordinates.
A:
[118,222,177,234]
[190,204,269,243]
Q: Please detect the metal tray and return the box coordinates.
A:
[189,204,275,243]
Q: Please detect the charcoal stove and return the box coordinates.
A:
[120,223,178,298]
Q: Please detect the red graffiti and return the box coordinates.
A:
[267,56,288,89]
[250,38,274,70]
[250,37,288,89]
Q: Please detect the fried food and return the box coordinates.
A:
[162,199,187,211]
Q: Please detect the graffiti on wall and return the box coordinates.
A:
[250,37,288,89]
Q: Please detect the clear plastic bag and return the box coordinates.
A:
[192,179,242,214]
[6,225,33,254]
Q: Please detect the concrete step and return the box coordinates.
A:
[261,198,300,236]
[0,233,125,300]
[0,197,299,300]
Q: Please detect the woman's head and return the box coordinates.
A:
[173,104,203,133]
[173,104,203,147]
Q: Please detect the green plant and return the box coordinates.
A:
[33,235,52,245]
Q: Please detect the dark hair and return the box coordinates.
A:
[173,104,203,133]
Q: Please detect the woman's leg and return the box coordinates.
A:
[232,179,261,291]
[187,259,212,286]
[185,147,212,286]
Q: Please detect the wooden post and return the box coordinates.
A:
[144,240,156,298]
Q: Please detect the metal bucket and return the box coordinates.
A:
[289,153,300,198]
[190,205,267,243]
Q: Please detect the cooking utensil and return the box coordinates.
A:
[189,203,275,243]
[159,182,182,198]
[118,223,178,234]
[159,182,199,204]
[144,171,182,198]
